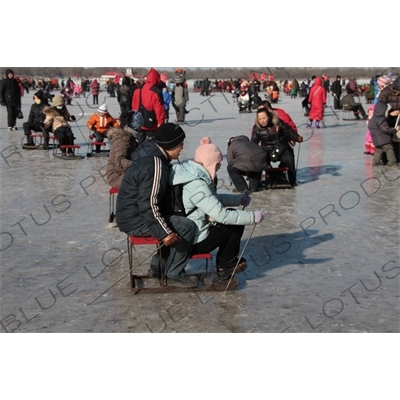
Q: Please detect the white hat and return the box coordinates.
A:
[98,103,108,113]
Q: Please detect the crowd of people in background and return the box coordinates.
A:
[2,68,399,169]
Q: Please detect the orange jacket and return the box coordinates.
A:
[87,113,120,134]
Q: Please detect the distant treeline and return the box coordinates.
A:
[1,67,398,81]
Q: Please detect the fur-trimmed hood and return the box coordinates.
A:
[42,105,71,131]
[107,126,134,142]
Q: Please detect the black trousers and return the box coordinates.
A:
[266,148,297,186]
[333,95,341,110]
[227,163,262,192]
[119,102,131,115]
[192,223,245,269]
[23,121,42,137]
[54,127,74,149]
[345,105,367,117]
[6,104,18,127]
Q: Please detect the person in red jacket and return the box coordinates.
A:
[307,77,327,129]
[131,68,165,139]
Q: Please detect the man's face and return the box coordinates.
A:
[7,73,13,79]
[165,142,184,160]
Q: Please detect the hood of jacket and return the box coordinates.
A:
[121,76,131,86]
[43,106,65,118]
[392,76,400,90]
[373,101,389,119]
[146,68,161,86]
[170,160,212,186]
[107,126,133,142]
[314,77,323,87]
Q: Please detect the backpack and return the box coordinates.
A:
[161,183,197,217]
[138,89,156,129]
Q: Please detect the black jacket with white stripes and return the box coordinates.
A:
[116,138,173,240]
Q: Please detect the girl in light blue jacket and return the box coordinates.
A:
[170,137,265,280]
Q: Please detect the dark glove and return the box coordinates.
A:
[70,115,76,121]
[0,101,5,107]
[240,190,251,207]
[297,136,304,143]
[40,122,45,128]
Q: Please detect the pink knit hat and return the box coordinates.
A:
[378,76,391,87]
[194,137,223,180]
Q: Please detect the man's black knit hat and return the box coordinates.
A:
[155,123,186,150]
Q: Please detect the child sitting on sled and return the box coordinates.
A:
[87,103,119,152]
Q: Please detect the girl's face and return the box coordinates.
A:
[257,111,269,127]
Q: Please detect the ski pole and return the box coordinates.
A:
[296,141,301,172]
[74,120,89,145]
[88,243,165,306]
[223,209,260,295]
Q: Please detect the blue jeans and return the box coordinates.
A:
[129,215,196,278]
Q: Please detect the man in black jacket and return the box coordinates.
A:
[116,123,197,288]
[330,75,342,110]
[22,90,49,147]
[0,68,22,130]
[117,76,137,115]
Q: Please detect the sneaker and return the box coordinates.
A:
[8,127,12,131]
[166,275,198,288]
[61,151,67,157]
[13,126,18,131]
[218,258,247,280]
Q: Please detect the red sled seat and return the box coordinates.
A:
[127,235,213,290]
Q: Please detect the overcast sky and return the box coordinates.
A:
[2,4,393,68]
